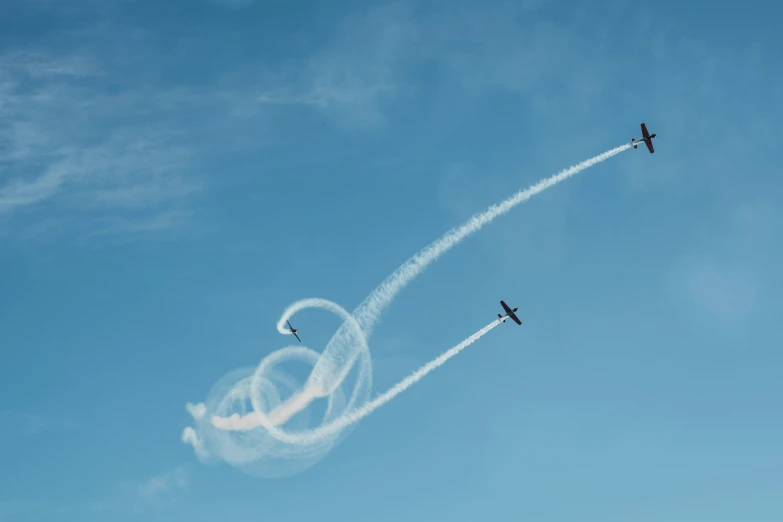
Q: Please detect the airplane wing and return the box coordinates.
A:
[500,300,513,315]
[645,139,655,154]
[293,332,301,342]
[287,320,293,329]
[640,122,650,138]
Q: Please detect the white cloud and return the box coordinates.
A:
[0,50,100,79]
[0,50,204,238]
[138,467,191,502]
[0,4,422,239]
[0,165,68,212]
[72,466,193,518]
[256,3,418,129]
[0,4,427,242]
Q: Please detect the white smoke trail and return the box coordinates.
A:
[302,143,631,398]
[212,318,501,443]
[223,143,631,426]
[184,143,631,476]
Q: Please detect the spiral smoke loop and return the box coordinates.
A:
[181,143,631,478]
[181,298,372,478]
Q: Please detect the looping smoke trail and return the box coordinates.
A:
[213,318,501,444]
[182,144,630,477]
[181,298,373,478]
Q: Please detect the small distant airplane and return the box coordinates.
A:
[286,320,301,342]
[498,300,522,325]
[632,122,657,153]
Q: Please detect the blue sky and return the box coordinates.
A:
[1,0,782,520]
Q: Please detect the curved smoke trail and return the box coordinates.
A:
[213,318,502,443]
[182,143,630,476]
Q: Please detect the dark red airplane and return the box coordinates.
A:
[632,122,657,153]
[498,300,522,325]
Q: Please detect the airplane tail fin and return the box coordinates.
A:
[632,138,637,149]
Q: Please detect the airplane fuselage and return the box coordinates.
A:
[632,133,656,150]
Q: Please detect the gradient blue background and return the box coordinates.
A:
[1,0,781,520]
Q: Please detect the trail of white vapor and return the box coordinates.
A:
[197,143,631,471]
[304,143,631,397]
[212,318,501,443]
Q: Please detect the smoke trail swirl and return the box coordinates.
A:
[181,144,630,477]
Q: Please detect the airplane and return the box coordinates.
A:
[286,320,301,342]
[498,300,522,325]
[632,122,657,153]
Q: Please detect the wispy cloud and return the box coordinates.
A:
[0,49,203,239]
[138,467,191,505]
[257,68,396,112]
[11,1,756,245]
[83,466,192,516]
[0,50,100,79]
[92,209,193,235]
[256,3,418,129]
[0,4,423,239]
